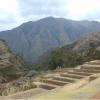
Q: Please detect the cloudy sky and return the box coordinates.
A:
[0,0,100,31]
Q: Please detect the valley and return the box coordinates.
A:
[0,17,100,99]
[0,17,100,63]
[0,0,100,98]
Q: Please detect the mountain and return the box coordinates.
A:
[0,40,25,83]
[36,32,100,70]
[0,17,100,63]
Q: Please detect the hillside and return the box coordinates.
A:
[73,32,100,51]
[35,32,100,70]
[0,40,37,95]
[0,40,25,83]
[0,17,100,63]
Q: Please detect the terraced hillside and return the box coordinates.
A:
[5,60,100,100]
[35,60,100,90]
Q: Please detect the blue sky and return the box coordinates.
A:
[0,0,100,31]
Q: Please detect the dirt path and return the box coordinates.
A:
[8,88,46,99]
[91,91,100,100]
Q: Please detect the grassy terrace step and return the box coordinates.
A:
[86,62,100,65]
[39,83,56,90]
[82,67,100,70]
[41,79,69,86]
[68,71,92,76]
[86,60,100,65]
[60,73,84,79]
[82,64,100,68]
[83,64,100,66]
[74,69,100,73]
[53,77,75,83]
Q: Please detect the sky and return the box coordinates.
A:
[0,0,100,31]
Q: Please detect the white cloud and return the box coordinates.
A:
[0,0,17,13]
[0,0,27,31]
[67,0,100,20]
[0,0,100,31]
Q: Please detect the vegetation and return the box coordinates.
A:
[32,42,100,71]
[0,79,37,96]
[48,50,63,70]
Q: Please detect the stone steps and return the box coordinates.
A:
[86,62,100,65]
[60,73,84,79]
[39,83,57,90]
[85,60,100,65]
[53,76,75,83]
[82,67,100,70]
[75,69,100,73]
[82,64,100,66]
[41,79,68,86]
[68,71,92,76]
[82,64,100,70]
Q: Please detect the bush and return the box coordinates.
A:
[0,79,37,96]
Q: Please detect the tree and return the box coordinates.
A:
[86,42,96,60]
[48,50,63,70]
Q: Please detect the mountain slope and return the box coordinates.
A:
[0,17,100,63]
[73,32,100,51]
[0,40,25,83]
[36,32,100,70]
